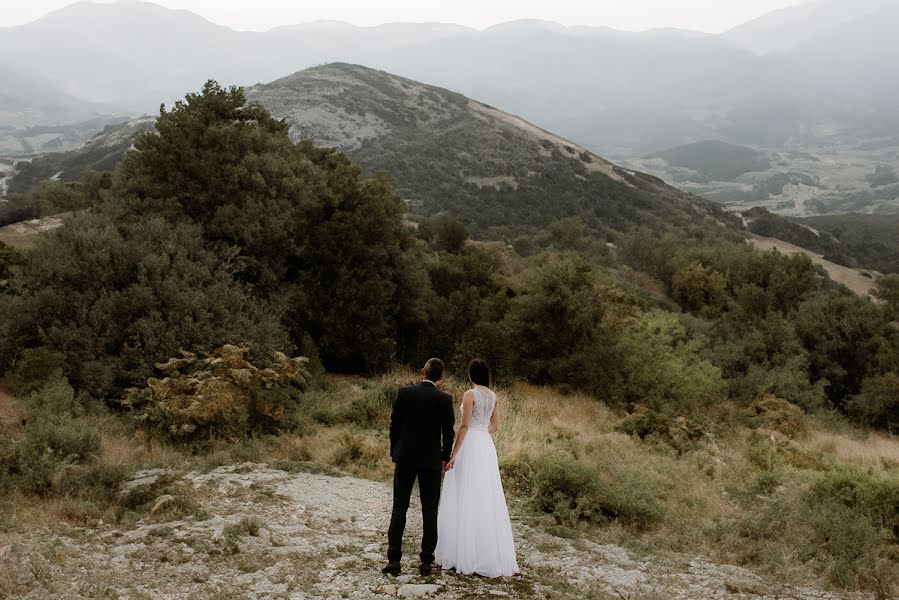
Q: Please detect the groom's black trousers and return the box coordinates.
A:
[387,463,441,564]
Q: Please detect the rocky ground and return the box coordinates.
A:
[0,464,871,600]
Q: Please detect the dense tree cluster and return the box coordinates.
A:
[0,81,895,431]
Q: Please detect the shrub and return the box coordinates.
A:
[26,374,81,418]
[848,373,899,432]
[606,311,725,415]
[515,455,663,530]
[54,463,133,504]
[746,395,808,439]
[616,406,706,454]
[123,344,310,442]
[7,347,66,396]
[351,380,397,428]
[800,468,899,593]
[13,419,101,495]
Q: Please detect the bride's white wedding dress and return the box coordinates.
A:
[436,387,519,577]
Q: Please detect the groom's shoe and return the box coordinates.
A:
[381,562,401,576]
[419,562,434,576]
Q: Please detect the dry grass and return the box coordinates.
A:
[803,429,899,470]
[496,383,619,461]
[4,370,897,595]
[0,382,26,438]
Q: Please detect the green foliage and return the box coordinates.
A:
[513,455,663,530]
[873,274,899,319]
[7,347,66,395]
[848,373,899,432]
[802,468,899,591]
[794,294,896,408]
[0,192,38,228]
[670,261,726,313]
[747,208,899,274]
[0,208,287,397]
[124,345,310,442]
[606,311,724,414]
[32,180,99,216]
[113,80,424,373]
[299,377,397,430]
[419,213,468,253]
[502,253,633,390]
[616,408,706,454]
[8,370,105,496]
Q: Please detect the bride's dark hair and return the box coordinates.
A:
[468,358,490,387]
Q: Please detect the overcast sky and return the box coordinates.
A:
[2,0,808,32]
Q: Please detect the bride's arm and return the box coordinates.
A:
[488,397,500,434]
[446,391,474,470]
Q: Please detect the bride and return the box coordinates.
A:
[436,359,519,577]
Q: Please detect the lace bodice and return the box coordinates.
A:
[466,387,496,432]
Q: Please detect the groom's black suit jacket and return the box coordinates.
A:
[390,381,455,471]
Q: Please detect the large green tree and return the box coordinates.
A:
[0,207,286,396]
[113,81,426,372]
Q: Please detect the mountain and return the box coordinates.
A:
[8,63,741,242]
[722,0,899,54]
[0,1,849,154]
[0,0,275,111]
[788,4,899,102]
[2,1,897,217]
[0,62,117,127]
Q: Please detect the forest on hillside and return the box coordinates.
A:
[0,82,896,429]
[1,82,898,596]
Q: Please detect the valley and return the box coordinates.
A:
[626,140,899,217]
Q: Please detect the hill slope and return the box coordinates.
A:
[10,63,741,242]
[245,64,740,240]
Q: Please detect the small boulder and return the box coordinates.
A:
[397,584,441,598]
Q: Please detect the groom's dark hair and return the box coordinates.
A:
[468,359,490,386]
[423,357,445,381]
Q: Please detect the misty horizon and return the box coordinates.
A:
[2,0,818,34]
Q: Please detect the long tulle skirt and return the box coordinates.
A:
[436,429,519,577]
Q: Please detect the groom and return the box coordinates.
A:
[383,358,455,577]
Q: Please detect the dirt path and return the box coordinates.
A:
[0,464,872,599]
[747,233,879,296]
[0,215,65,249]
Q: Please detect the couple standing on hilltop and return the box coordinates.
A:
[382,357,519,578]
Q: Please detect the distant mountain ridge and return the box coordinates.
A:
[3,0,899,159]
[722,0,899,54]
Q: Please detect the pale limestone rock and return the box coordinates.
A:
[397,583,441,598]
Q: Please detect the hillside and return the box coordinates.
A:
[246,64,742,241]
[8,63,741,242]
[744,209,899,274]
[5,117,155,195]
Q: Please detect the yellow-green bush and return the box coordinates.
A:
[124,344,310,441]
[509,455,663,530]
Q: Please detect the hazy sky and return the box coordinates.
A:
[2,0,808,32]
